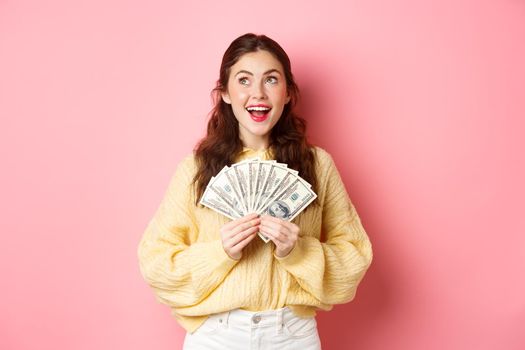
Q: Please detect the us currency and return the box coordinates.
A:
[248,160,259,212]
[255,164,297,213]
[252,161,272,212]
[207,166,245,217]
[200,184,242,220]
[202,158,317,244]
[260,177,317,221]
[232,162,250,214]
[224,167,248,214]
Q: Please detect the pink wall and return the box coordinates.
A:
[1,0,524,349]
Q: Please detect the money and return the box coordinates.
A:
[200,185,241,220]
[260,178,316,221]
[207,168,240,212]
[200,158,317,243]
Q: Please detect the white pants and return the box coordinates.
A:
[183,307,322,350]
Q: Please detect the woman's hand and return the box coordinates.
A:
[259,215,299,258]
[220,213,261,260]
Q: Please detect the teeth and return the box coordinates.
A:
[246,106,271,112]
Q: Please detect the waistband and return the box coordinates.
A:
[209,307,298,329]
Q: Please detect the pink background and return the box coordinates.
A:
[1,0,524,349]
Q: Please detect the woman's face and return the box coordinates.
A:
[222,50,290,148]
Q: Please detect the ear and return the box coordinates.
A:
[221,91,231,104]
[285,92,291,104]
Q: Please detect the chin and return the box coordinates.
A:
[248,128,272,137]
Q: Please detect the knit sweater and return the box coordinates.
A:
[137,146,373,333]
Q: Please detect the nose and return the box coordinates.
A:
[251,81,267,100]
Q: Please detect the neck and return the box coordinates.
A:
[239,134,269,151]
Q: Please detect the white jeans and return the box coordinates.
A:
[183,307,322,350]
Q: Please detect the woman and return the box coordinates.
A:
[138,33,373,349]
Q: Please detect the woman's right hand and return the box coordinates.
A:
[220,213,260,260]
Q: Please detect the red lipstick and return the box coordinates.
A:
[246,104,271,123]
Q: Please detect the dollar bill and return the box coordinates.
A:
[252,161,272,213]
[255,163,296,213]
[200,184,241,220]
[248,160,259,212]
[206,166,245,217]
[231,162,251,214]
[223,166,248,214]
[260,177,317,221]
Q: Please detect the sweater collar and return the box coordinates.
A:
[236,147,273,162]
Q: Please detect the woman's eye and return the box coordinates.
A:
[266,76,278,84]
[238,77,249,85]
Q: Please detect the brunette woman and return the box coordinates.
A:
[138,33,373,350]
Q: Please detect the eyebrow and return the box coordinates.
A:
[234,69,282,77]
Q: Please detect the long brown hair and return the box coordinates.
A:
[193,33,317,204]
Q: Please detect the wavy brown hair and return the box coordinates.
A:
[193,33,317,205]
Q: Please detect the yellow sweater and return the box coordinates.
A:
[138,147,373,333]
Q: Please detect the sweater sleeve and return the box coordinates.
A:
[275,152,373,305]
[137,156,239,308]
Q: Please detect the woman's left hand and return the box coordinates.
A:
[259,215,300,258]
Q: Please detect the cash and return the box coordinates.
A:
[199,158,317,243]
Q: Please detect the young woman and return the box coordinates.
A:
[138,33,373,350]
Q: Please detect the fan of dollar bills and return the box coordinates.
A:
[199,158,317,243]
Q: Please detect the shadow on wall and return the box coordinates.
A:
[316,255,388,349]
[295,58,396,349]
[293,51,362,150]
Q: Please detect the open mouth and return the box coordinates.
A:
[246,105,271,122]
